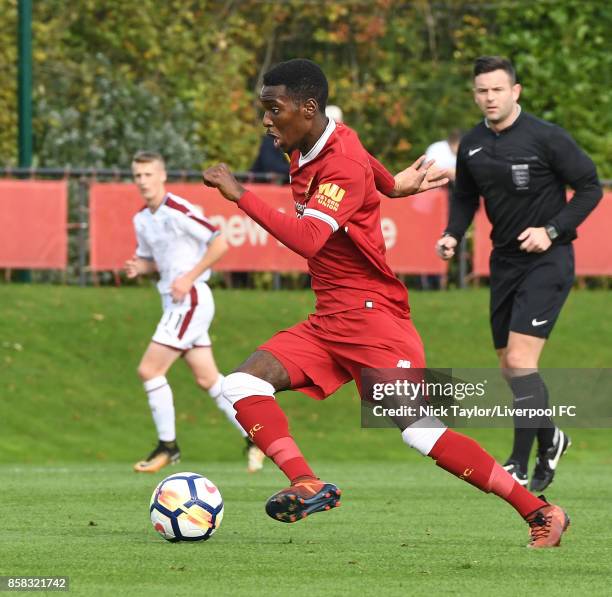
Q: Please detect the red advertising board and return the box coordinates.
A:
[89,183,449,274]
[473,193,612,276]
[0,180,68,268]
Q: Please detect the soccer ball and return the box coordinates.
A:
[149,472,224,542]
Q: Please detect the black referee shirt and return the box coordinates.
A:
[446,110,602,254]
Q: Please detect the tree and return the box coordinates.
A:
[0,0,609,176]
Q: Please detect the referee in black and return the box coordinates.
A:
[436,56,602,491]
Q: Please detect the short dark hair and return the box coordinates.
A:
[473,56,517,84]
[263,59,328,110]
[132,150,165,166]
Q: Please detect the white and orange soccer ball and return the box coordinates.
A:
[149,472,224,542]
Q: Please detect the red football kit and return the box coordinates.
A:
[232,118,551,525]
[237,119,425,398]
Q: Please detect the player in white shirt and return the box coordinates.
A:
[424,129,461,182]
[126,151,265,473]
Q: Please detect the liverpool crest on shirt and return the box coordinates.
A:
[295,177,314,218]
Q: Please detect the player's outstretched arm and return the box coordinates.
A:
[389,155,450,197]
[203,163,332,259]
[237,191,332,259]
[368,153,449,198]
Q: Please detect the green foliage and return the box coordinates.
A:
[0,0,17,164]
[453,0,612,178]
[0,0,609,175]
[37,66,202,169]
[27,0,270,169]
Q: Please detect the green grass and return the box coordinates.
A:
[2,462,611,596]
[1,285,611,595]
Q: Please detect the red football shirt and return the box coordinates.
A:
[238,119,410,317]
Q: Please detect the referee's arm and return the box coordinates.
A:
[546,126,603,237]
[444,145,480,242]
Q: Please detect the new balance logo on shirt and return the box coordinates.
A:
[396,360,412,368]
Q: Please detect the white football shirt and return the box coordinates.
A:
[424,139,457,170]
[133,192,220,294]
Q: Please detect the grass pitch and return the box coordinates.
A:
[2,461,611,596]
[1,285,611,595]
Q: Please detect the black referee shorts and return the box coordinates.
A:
[489,244,575,349]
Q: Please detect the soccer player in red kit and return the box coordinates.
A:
[203,59,569,548]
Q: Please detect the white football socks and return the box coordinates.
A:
[401,416,447,456]
[208,374,247,438]
[144,376,176,442]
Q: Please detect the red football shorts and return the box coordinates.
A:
[258,307,425,400]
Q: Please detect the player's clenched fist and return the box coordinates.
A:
[517,227,551,253]
[202,163,246,202]
[125,260,138,278]
[125,254,143,278]
[435,234,458,260]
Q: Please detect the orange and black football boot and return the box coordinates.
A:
[525,495,570,548]
[133,440,181,473]
[265,479,341,523]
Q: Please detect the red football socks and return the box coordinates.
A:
[429,429,546,518]
[234,395,316,483]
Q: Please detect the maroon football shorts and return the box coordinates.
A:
[258,307,426,400]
